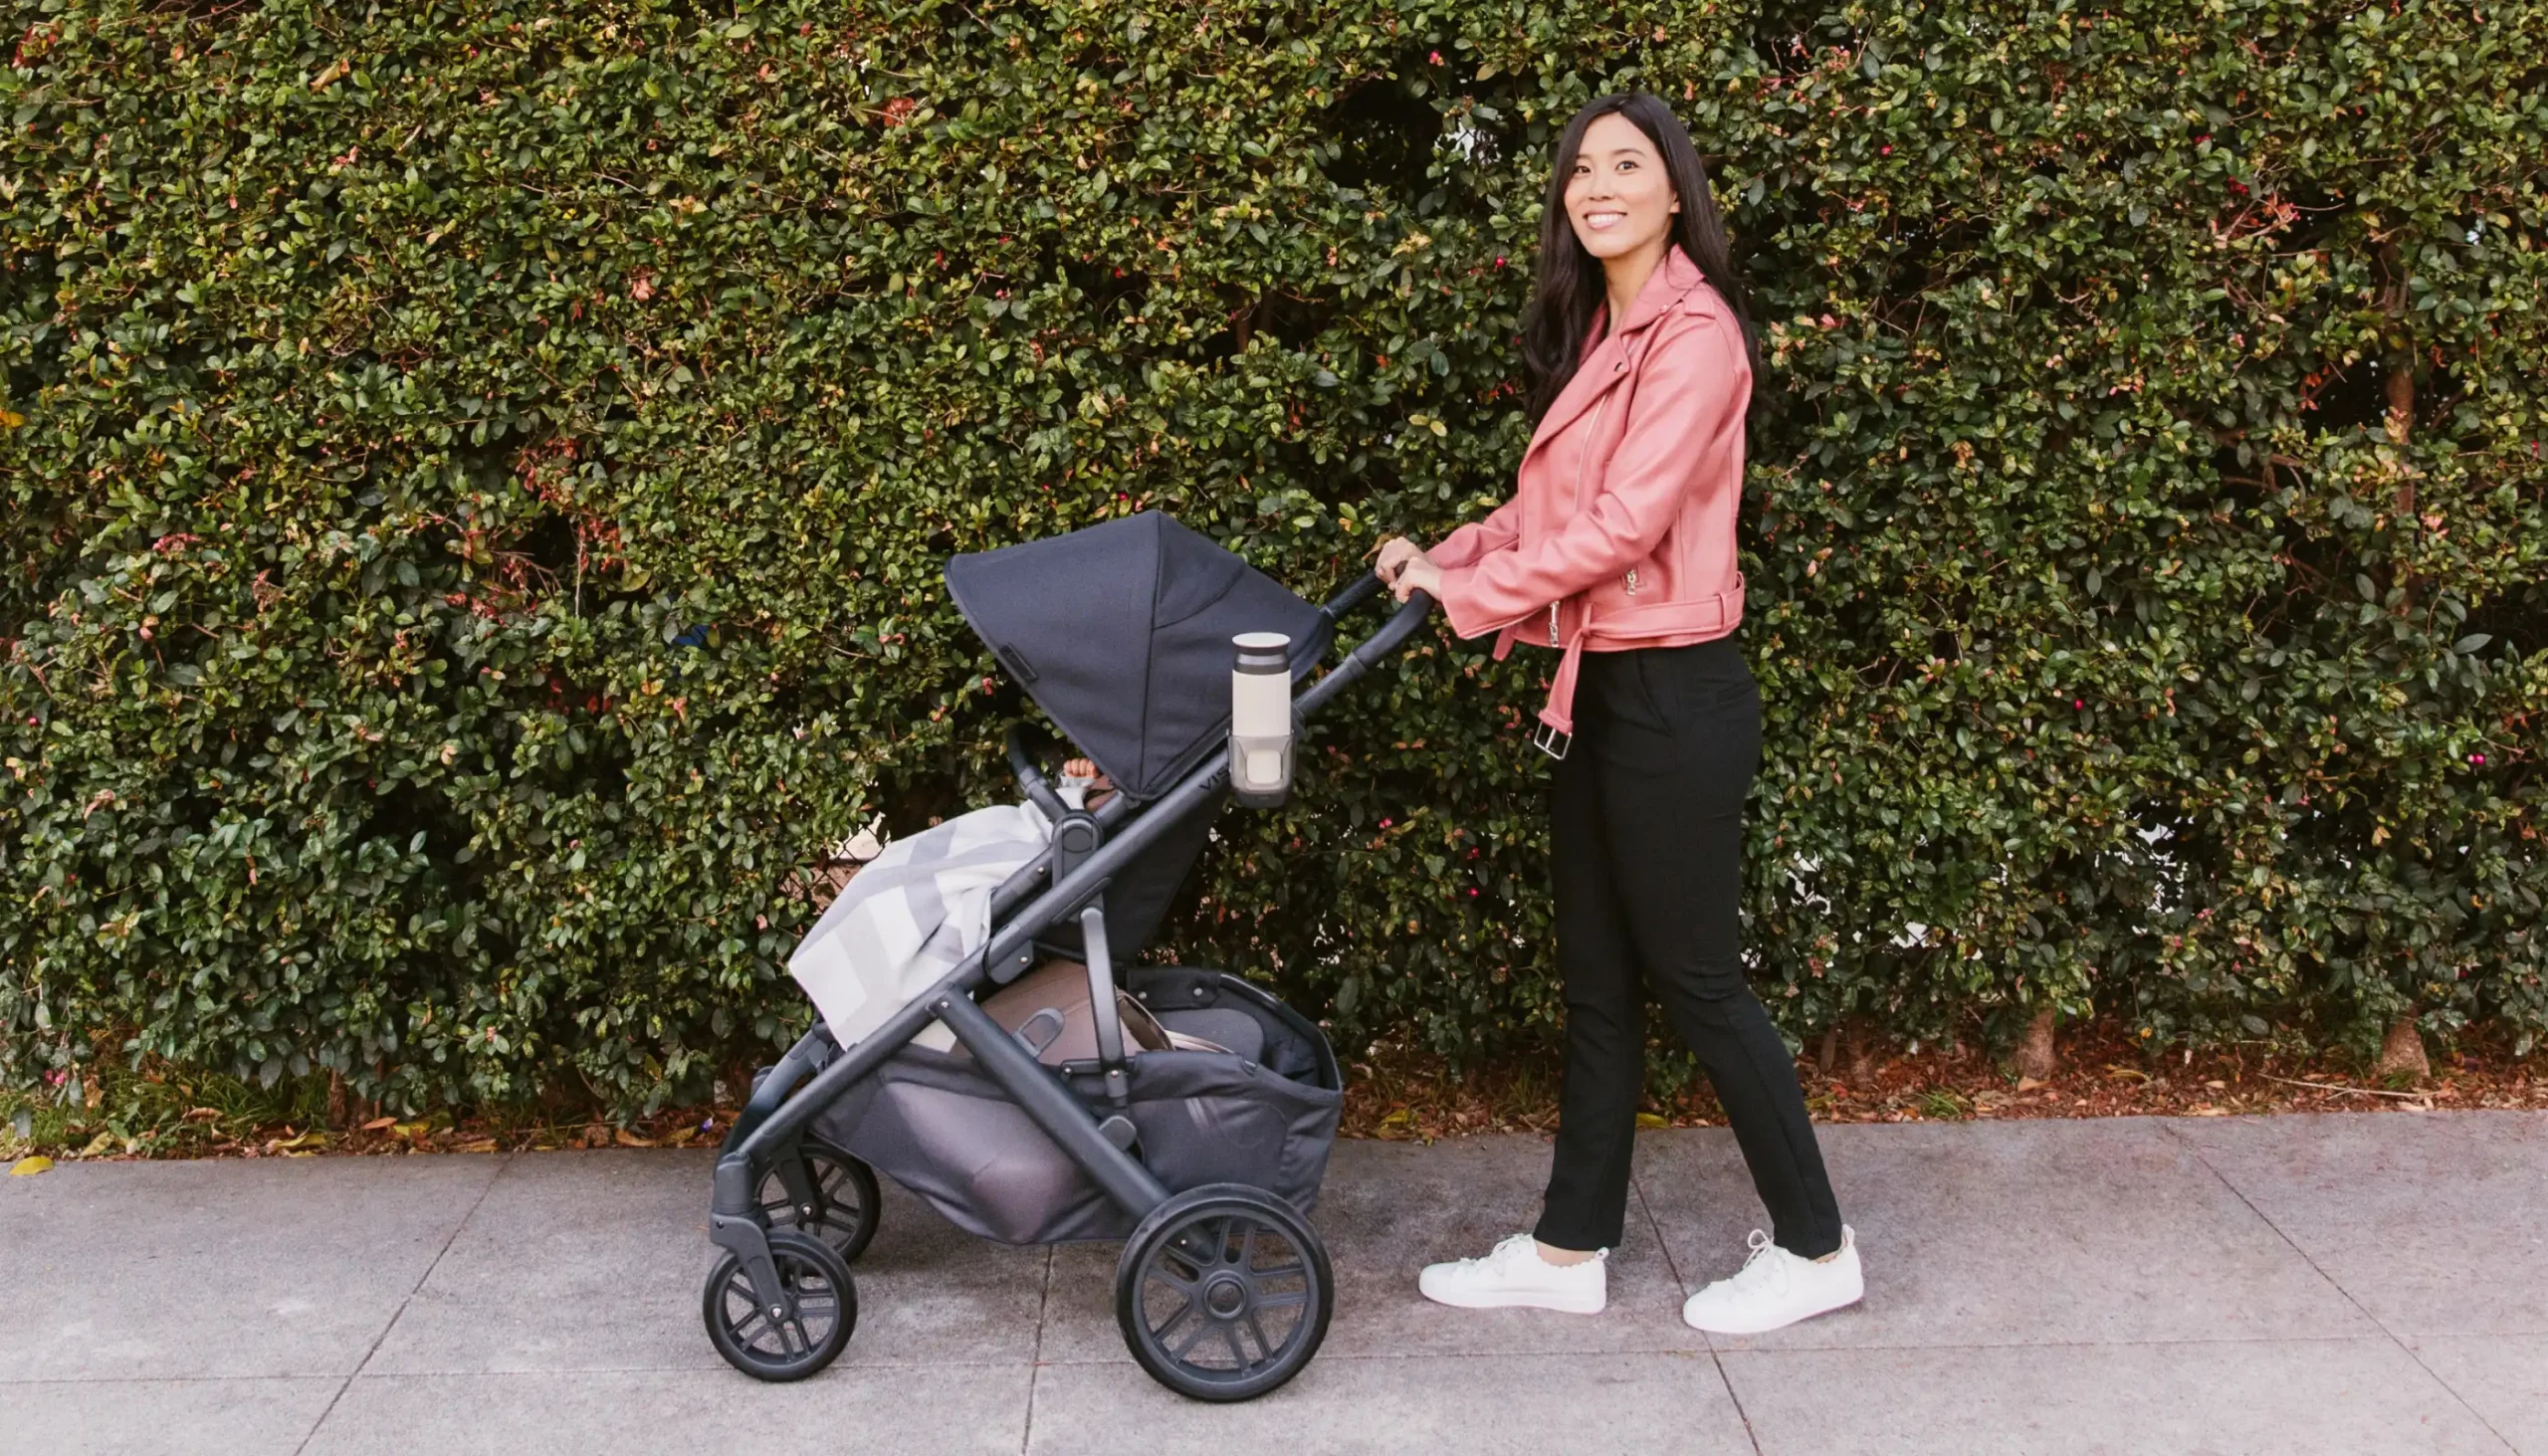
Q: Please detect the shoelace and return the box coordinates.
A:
[1450,1233,1560,1276]
[1723,1229,1788,1293]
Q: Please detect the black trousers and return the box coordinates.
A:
[1533,636,1845,1259]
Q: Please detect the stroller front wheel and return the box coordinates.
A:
[1116,1183,1335,1402]
[703,1228,857,1381]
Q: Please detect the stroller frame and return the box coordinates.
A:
[705,572,1432,1396]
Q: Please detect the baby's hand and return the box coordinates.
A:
[1058,757,1114,809]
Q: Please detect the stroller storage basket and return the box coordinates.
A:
[812,968,1342,1245]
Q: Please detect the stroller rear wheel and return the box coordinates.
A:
[755,1142,882,1264]
[702,1228,857,1381]
[1116,1183,1334,1402]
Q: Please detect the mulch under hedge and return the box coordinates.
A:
[9,1018,2537,1167]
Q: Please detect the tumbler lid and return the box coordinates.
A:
[1232,631,1291,673]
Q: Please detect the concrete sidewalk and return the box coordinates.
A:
[4,1112,2541,1455]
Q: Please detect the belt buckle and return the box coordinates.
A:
[1530,721,1572,761]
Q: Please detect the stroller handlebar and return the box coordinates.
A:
[1317,569,1386,621]
[1296,585,1433,721]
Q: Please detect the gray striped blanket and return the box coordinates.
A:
[786,803,1050,1047]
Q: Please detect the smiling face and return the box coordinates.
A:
[1565,112,1680,263]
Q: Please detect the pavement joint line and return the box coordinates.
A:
[1631,1165,1761,1454]
[103,1330,2442,1385]
[289,1149,516,1456]
[21,1336,2442,1388]
[304,1357,1035,1379]
[1707,1333,2453,1355]
[2158,1120,2523,1455]
[1021,1243,1054,1454]
[0,1374,345,1386]
[1023,1332,2438,1365]
[1027,1349,1709,1366]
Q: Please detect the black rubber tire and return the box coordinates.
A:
[702,1228,857,1382]
[1116,1183,1334,1402]
[754,1142,882,1265]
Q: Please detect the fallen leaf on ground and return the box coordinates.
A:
[614,1129,655,1147]
[2017,1076,2045,1092]
[1634,1112,1668,1129]
[9,1155,51,1176]
[454,1139,500,1153]
[361,1117,397,1132]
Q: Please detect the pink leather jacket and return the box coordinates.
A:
[1429,244,1751,740]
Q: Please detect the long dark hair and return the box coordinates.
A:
[1521,94,1758,424]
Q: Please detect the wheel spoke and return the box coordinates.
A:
[1247,1311,1279,1362]
[1234,1220,1258,1271]
[1250,1290,1309,1311]
[1221,1321,1253,1371]
[1146,1289,1199,1339]
[1166,1305,1214,1361]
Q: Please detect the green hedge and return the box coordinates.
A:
[5,0,2543,1114]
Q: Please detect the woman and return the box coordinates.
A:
[1376,94,1863,1334]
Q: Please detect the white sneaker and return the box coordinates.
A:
[1418,1233,1607,1314]
[1682,1226,1863,1334]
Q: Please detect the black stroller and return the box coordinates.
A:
[702,513,1432,1401]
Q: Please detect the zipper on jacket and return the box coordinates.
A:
[1624,568,1639,595]
[1557,393,1611,647]
[1575,396,1607,509]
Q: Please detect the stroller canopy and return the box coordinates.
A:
[947,513,1327,800]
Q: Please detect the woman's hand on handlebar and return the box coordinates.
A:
[1375,535,1441,603]
[1375,535,1423,581]
[1375,536,1442,604]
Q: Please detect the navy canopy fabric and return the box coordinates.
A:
[947,513,1326,800]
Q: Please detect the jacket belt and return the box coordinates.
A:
[1504,577,1746,738]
